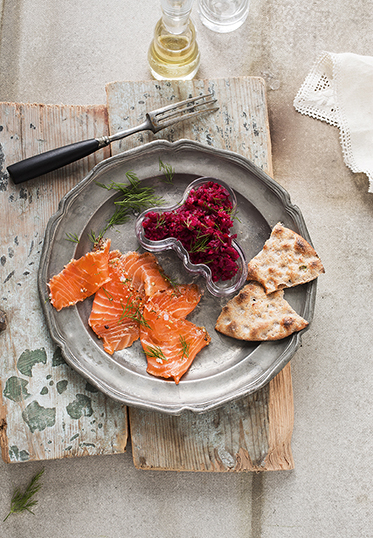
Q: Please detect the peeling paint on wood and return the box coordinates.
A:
[0,309,7,332]
[0,102,128,463]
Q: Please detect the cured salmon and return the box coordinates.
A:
[119,251,172,297]
[48,239,111,311]
[49,240,210,383]
[149,284,201,319]
[88,254,145,354]
[140,302,210,384]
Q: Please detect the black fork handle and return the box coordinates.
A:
[7,138,102,184]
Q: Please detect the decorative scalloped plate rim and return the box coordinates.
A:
[38,139,317,415]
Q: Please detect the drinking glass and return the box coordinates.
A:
[198,0,249,33]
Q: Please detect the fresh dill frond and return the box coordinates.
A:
[159,159,175,184]
[88,230,101,245]
[145,345,168,362]
[125,170,140,184]
[96,170,164,236]
[179,335,190,359]
[65,232,79,243]
[119,297,151,329]
[3,468,44,522]
[155,214,167,229]
[102,287,114,302]
[131,307,151,329]
[163,274,178,288]
[190,233,211,253]
[119,295,134,321]
[124,306,151,329]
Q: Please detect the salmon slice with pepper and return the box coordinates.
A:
[48,239,111,311]
[140,302,211,384]
[88,253,145,354]
[119,251,172,297]
[149,284,202,319]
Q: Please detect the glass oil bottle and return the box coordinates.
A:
[148,0,200,80]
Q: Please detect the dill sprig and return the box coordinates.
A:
[131,307,151,329]
[91,170,164,243]
[159,159,175,184]
[119,295,135,322]
[88,230,104,246]
[164,274,178,288]
[190,233,211,253]
[119,297,151,329]
[123,307,151,329]
[3,468,44,522]
[145,345,168,362]
[65,232,79,243]
[99,170,163,221]
[102,287,114,302]
[155,214,167,229]
[179,335,190,359]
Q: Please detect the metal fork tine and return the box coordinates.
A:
[156,106,220,129]
[146,92,219,131]
[152,93,215,116]
[154,98,218,120]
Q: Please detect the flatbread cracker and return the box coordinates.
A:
[215,282,308,341]
[247,222,324,294]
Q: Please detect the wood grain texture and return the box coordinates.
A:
[130,386,271,472]
[106,77,272,175]
[0,102,128,463]
[106,77,294,472]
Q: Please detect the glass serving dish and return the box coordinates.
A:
[135,176,248,297]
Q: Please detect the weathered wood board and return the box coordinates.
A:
[0,103,128,463]
[0,79,295,470]
[129,364,293,472]
[106,77,294,472]
[106,77,272,175]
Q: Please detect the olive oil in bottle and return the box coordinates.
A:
[148,0,200,80]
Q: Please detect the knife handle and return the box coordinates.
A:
[7,138,103,184]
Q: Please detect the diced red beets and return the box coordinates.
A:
[142,182,239,282]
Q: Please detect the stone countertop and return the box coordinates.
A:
[1,1,373,537]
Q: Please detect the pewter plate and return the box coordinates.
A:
[38,139,317,415]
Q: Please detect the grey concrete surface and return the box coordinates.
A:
[1,1,373,537]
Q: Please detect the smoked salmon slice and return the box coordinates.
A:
[149,284,202,319]
[88,254,145,354]
[140,303,211,384]
[48,239,111,311]
[119,251,172,297]
[49,240,210,382]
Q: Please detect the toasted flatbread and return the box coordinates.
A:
[215,282,308,341]
[247,222,324,294]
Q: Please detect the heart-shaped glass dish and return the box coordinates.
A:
[135,176,248,297]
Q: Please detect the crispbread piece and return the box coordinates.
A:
[247,222,325,294]
[215,282,308,341]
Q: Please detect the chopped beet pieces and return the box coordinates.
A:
[142,181,239,282]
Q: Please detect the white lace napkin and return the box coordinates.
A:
[294,52,373,193]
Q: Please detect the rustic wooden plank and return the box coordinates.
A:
[130,364,293,471]
[265,363,294,470]
[0,102,129,463]
[130,385,271,472]
[106,77,272,175]
[106,77,294,472]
